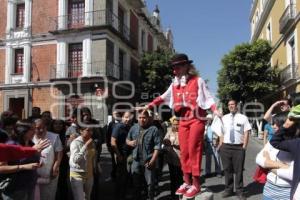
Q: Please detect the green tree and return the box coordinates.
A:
[217,39,279,106]
[138,49,174,101]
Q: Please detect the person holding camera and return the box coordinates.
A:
[126,110,161,200]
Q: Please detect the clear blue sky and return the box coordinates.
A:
[147,0,252,97]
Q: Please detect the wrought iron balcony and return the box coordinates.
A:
[280,63,299,83]
[91,61,120,79]
[279,4,296,34]
[49,10,130,41]
[50,61,131,81]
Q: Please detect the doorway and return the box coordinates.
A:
[9,97,25,119]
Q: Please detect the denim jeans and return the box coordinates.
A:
[70,176,93,200]
[131,160,156,200]
[205,141,222,175]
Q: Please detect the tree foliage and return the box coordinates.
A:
[217,39,279,105]
[138,49,174,101]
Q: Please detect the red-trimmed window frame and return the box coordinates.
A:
[68,43,83,78]
[16,4,25,29]
[14,49,24,74]
[68,0,85,29]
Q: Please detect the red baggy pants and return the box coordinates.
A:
[178,118,205,176]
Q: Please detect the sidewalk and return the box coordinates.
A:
[98,137,264,200]
[250,134,264,147]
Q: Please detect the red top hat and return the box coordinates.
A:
[170,53,193,67]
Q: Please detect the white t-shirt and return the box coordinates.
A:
[33,131,63,178]
[256,142,293,187]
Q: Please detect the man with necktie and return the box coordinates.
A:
[217,100,251,200]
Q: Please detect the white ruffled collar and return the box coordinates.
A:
[173,75,188,87]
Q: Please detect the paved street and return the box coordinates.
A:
[201,137,264,200]
[98,136,264,200]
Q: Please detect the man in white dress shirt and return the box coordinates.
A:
[218,100,251,200]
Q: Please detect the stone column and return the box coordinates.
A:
[85,0,94,26]
[23,44,31,82]
[24,0,32,32]
[83,37,92,76]
[5,47,14,84]
[57,41,68,78]
[58,0,67,29]
[6,1,15,34]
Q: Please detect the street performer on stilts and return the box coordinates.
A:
[141,53,220,199]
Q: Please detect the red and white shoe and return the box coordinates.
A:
[183,185,200,199]
[175,183,191,195]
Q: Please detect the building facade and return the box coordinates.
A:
[0,0,174,124]
[250,0,300,102]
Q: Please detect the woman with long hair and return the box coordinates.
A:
[163,116,183,200]
[0,120,48,200]
[256,113,296,200]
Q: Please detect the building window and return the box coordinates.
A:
[65,95,84,118]
[106,0,113,25]
[141,30,146,51]
[131,58,139,84]
[106,0,113,12]
[9,97,25,119]
[107,40,115,77]
[16,4,25,29]
[14,49,24,74]
[118,5,125,37]
[288,36,296,65]
[255,10,259,25]
[148,34,153,52]
[107,40,114,63]
[130,11,139,49]
[266,22,272,42]
[68,0,85,28]
[119,49,124,80]
[68,43,82,77]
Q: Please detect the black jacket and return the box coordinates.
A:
[270,127,300,200]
